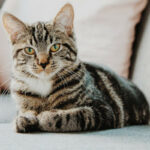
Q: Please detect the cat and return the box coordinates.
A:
[2,3,149,133]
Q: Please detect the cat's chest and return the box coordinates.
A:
[24,78,52,97]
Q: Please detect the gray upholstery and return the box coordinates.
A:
[0,123,150,150]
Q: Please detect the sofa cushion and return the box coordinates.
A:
[0,123,150,150]
[131,3,150,104]
[0,95,16,123]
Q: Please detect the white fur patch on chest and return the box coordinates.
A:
[24,77,52,97]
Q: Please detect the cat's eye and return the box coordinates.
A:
[50,44,61,52]
[24,47,35,55]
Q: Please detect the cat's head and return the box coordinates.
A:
[2,3,78,80]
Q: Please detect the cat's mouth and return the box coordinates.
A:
[32,66,52,74]
[27,61,61,79]
[29,64,58,78]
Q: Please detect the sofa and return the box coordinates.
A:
[0,1,150,150]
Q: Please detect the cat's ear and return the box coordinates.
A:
[54,3,74,36]
[2,12,27,43]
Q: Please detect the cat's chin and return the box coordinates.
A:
[32,71,54,80]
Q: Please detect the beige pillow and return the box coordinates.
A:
[0,0,147,89]
[75,0,147,78]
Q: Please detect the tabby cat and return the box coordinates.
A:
[2,3,149,133]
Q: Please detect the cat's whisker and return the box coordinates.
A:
[0,78,11,88]
[0,63,12,69]
[55,67,69,87]
[0,67,12,72]
[1,88,10,95]
[0,71,10,73]
[63,69,82,79]
[57,73,68,87]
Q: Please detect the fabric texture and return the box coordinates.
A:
[0,123,150,150]
[0,0,147,90]
[131,5,150,104]
[0,95,16,123]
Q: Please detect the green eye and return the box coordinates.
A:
[24,47,35,55]
[50,44,61,52]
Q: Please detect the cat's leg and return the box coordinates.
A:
[14,110,39,133]
[37,105,115,132]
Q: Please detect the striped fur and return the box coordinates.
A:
[3,4,149,133]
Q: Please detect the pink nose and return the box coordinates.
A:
[37,53,49,69]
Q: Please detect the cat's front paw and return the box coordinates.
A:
[15,115,39,133]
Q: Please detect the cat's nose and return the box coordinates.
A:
[37,53,49,69]
[40,63,48,69]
